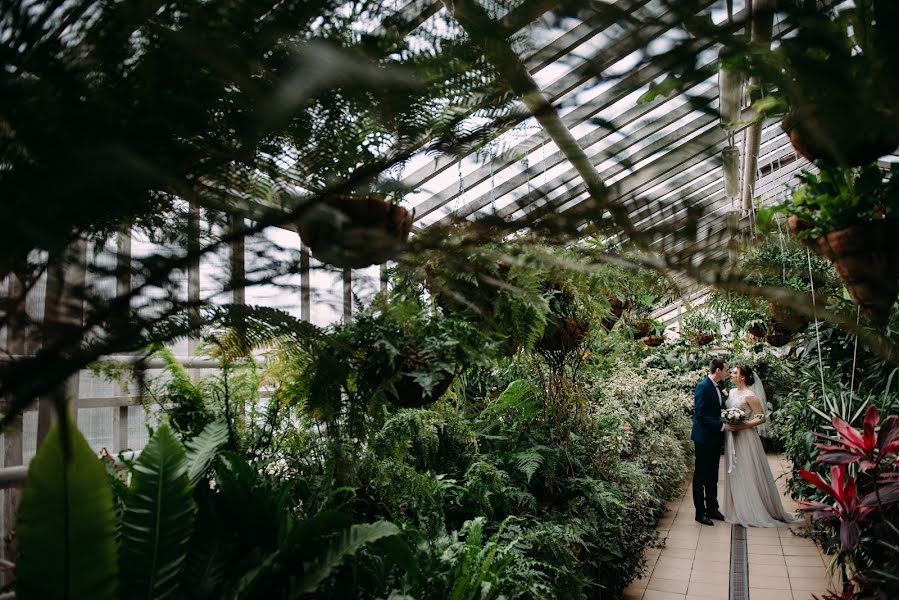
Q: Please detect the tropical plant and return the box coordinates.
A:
[15,416,413,600]
[798,406,899,599]
[762,165,899,241]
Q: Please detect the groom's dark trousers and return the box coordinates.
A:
[691,377,724,518]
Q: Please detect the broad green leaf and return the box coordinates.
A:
[16,421,118,600]
[185,419,229,487]
[296,521,402,596]
[120,423,197,600]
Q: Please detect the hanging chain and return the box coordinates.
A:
[490,142,496,214]
[849,305,861,400]
[455,160,465,216]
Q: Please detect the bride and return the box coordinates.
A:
[722,365,799,527]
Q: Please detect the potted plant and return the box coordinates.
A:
[307,296,492,411]
[640,320,667,347]
[738,3,899,166]
[298,191,414,269]
[682,312,718,346]
[536,285,591,353]
[769,164,899,325]
[601,295,630,330]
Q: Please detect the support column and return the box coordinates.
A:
[342,268,352,323]
[300,246,311,322]
[37,237,87,446]
[229,216,246,420]
[740,0,775,215]
[187,205,201,373]
[229,216,246,306]
[2,268,27,571]
[113,229,131,452]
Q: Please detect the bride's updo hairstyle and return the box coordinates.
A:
[737,365,755,386]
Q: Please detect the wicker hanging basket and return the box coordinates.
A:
[391,372,455,409]
[765,324,792,347]
[631,319,652,339]
[690,333,715,346]
[782,104,899,167]
[641,335,665,347]
[816,220,899,325]
[298,194,414,268]
[537,316,590,352]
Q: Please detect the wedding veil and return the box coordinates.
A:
[749,375,771,437]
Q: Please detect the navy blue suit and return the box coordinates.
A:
[691,376,724,518]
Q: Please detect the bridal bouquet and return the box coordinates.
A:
[721,407,747,424]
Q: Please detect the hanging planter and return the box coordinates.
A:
[601,296,630,330]
[391,370,456,409]
[746,322,766,339]
[631,319,652,339]
[690,333,715,346]
[765,326,791,347]
[537,316,590,352]
[782,104,899,168]
[298,193,414,269]
[640,335,665,347]
[722,145,741,198]
[770,303,809,335]
[772,165,899,325]
[816,220,899,325]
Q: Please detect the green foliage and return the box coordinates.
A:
[16,420,119,600]
[768,164,899,239]
[185,420,230,487]
[707,240,838,332]
[150,346,214,438]
[682,311,718,337]
[119,423,197,600]
[297,520,403,596]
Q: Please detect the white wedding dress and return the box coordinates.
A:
[722,388,800,527]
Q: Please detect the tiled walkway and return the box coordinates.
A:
[623,454,834,600]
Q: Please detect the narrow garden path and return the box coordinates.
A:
[623,455,833,600]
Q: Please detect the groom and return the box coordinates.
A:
[691,358,729,525]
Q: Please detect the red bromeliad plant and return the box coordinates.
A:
[797,403,899,600]
[798,464,899,552]
[814,405,899,471]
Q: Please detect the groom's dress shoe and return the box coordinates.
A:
[695,516,714,526]
[707,510,726,521]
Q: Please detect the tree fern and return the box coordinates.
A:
[185,419,229,487]
[510,445,549,484]
[296,521,404,596]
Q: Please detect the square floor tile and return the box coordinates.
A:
[749,574,791,590]
[646,578,689,595]
[666,538,700,550]
[786,565,827,579]
[748,588,793,600]
[782,545,822,556]
[785,555,826,567]
[750,563,788,578]
[660,547,696,559]
[789,577,832,591]
[641,591,687,600]
[685,581,728,598]
[697,560,731,574]
[650,568,692,583]
[748,553,787,566]
[655,557,693,571]
[688,570,728,585]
